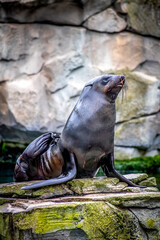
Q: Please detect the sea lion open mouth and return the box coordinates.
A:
[116,76,125,88]
[104,75,125,95]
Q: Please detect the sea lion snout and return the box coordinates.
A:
[104,75,125,93]
[117,75,125,88]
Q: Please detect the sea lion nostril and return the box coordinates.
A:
[120,75,125,80]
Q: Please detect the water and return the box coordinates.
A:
[0,163,160,190]
[0,163,15,183]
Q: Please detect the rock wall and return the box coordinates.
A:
[0,0,160,159]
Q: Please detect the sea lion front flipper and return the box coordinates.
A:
[21,152,77,190]
[102,153,146,188]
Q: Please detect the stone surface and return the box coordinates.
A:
[115,146,141,159]
[0,24,88,135]
[0,200,147,240]
[0,178,160,240]
[0,174,158,200]
[139,177,157,187]
[115,70,160,122]
[0,0,84,25]
[130,208,160,239]
[123,173,148,184]
[85,31,160,72]
[120,0,160,37]
[82,0,114,20]
[83,8,127,33]
[115,114,160,149]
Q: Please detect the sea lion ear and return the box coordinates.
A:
[104,85,110,92]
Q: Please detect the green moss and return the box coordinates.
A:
[0,141,27,164]
[11,202,145,239]
[0,198,13,205]
[67,177,119,195]
[147,219,155,228]
[0,213,12,240]
[139,177,157,187]
[107,68,150,123]
[0,182,72,199]
[13,203,82,234]
[77,202,143,240]
[1,193,160,239]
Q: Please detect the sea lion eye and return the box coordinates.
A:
[101,79,109,86]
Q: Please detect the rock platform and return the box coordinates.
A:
[0,173,160,240]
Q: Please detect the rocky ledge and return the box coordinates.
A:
[0,173,160,240]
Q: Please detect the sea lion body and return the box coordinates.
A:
[14,75,144,190]
[60,81,115,177]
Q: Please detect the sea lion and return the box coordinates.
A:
[14,74,144,189]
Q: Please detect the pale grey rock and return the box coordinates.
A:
[145,150,159,157]
[85,31,160,72]
[116,71,160,122]
[114,0,128,13]
[130,208,160,237]
[83,8,127,33]
[0,24,87,133]
[135,61,160,79]
[139,177,157,187]
[124,186,159,193]
[114,146,140,160]
[115,114,160,149]
[124,173,148,183]
[83,0,114,20]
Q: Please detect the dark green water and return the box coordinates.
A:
[0,163,160,190]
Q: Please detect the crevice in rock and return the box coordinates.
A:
[125,28,160,41]
[0,18,159,40]
[26,63,44,77]
[66,65,84,78]
[82,24,128,35]
[116,110,160,125]
[81,0,117,24]
[0,79,9,84]
[70,94,80,99]
[128,208,149,240]
[50,84,67,94]
[114,144,147,150]
[0,54,28,62]
[133,60,160,70]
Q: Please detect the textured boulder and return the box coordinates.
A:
[115,70,160,156]
[115,114,160,149]
[0,174,159,199]
[82,0,114,20]
[118,0,160,37]
[0,174,160,240]
[0,0,84,25]
[83,8,127,33]
[85,31,160,71]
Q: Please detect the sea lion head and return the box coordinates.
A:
[85,75,125,102]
